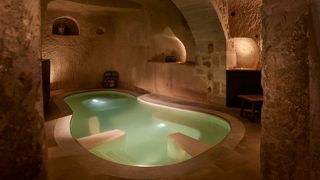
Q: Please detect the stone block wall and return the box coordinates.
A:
[171,0,227,104]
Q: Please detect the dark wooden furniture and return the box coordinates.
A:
[226,69,263,107]
[103,71,119,88]
[238,94,263,121]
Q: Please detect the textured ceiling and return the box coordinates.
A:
[66,0,142,8]
[228,0,262,41]
[47,0,227,50]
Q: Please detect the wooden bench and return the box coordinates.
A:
[238,94,263,121]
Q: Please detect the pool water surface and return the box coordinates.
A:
[64,91,230,167]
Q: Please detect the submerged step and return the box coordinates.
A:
[77,129,125,149]
[168,132,211,157]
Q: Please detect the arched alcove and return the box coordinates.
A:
[232,37,260,69]
[149,27,187,63]
[52,17,79,35]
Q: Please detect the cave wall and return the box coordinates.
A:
[228,0,262,44]
[43,1,117,90]
[0,0,47,179]
[261,0,310,179]
[228,0,262,69]
[42,0,227,103]
[310,0,320,179]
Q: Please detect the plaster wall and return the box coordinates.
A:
[43,0,212,102]
[261,0,310,179]
[0,0,46,179]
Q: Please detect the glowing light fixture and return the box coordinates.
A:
[232,37,260,69]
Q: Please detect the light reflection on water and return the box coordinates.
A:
[65,91,230,167]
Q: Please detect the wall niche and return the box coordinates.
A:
[52,17,79,35]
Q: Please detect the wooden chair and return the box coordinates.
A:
[238,94,263,121]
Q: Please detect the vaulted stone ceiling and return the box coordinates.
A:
[44,0,263,45]
[46,0,227,51]
[66,0,142,8]
[170,0,225,51]
[47,0,142,8]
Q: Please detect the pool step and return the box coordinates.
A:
[168,132,211,157]
[77,129,125,149]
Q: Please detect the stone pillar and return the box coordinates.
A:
[0,0,47,179]
[310,1,320,179]
[261,0,310,179]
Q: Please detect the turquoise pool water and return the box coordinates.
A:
[65,91,230,167]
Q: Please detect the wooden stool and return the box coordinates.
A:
[238,94,263,121]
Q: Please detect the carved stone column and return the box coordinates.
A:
[310,1,320,179]
[261,0,310,179]
[0,0,47,179]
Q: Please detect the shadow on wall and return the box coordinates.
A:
[148,27,187,63]
[52,17,79,35]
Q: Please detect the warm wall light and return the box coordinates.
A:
[232,38,260,69]
[50,68,57,85]
[226,50,237,68]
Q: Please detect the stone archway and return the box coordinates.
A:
[52,17,80,35]
[171,0,227,104]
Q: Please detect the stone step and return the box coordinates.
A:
[168,132,211,157]
[77,129,125,149]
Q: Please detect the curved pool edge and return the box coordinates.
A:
[137,94,245,150]
[52,89,245,179]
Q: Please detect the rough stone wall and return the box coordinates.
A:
[43,1,118,90]
[227,0,262,69]
[0,0,47,179]
[228,0,262,45]
[261,0,310,179]
[310,1,320,179]
[43,0,211,102]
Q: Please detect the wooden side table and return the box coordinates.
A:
[238,94,263,121]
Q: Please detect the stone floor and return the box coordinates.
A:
[45,89,261,180]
